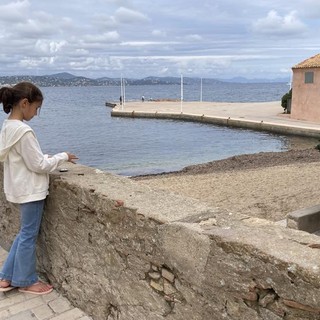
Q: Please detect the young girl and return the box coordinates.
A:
[0,82,77,295]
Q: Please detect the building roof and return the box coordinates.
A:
[292,54,320,69]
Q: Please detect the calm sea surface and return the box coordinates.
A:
[0,83,317,176]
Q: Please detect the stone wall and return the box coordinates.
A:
[1,163,320,319]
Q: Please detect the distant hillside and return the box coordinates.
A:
[49,72,78,79]
[220,76,289,84]
[0,74,289,87]
[0,74,116,87]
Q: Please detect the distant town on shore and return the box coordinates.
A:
[0,72,289,87]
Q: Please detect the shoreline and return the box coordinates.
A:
[132,148,320,178]
[120,101,320,222]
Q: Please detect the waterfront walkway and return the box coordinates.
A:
[0,247,92,320]
[111,101,320,138]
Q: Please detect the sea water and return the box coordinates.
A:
[0,83,316,176]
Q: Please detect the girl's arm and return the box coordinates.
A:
[19,131,75,173]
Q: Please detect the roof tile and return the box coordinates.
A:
[292,54,320,69]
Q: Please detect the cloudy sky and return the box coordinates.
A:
[0,0,319,80]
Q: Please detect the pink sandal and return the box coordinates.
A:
[0,279,15,292]
[18,281,53,295]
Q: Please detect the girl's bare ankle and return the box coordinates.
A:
[0,279,11,287]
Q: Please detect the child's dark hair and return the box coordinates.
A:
[0,82,43,114]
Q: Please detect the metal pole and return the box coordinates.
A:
[200,77,203,102]
[120,75,123,111]
[180,74,183,113]
[123,77,126,107]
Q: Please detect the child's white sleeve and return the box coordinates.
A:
[19,131,68,173]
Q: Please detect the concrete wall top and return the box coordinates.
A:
[53,163,218,224]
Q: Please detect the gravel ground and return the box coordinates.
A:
[132,148,320,221]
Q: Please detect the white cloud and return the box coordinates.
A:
[120,41,180,47]
[73,48,90,56]
[69,57,97,69]
[152,30,167,37]
[185,34,203,41]
[35,40,67,54]
[83,31,120,43]
[92,14,117,28]
[114,7,150,24]
[0,0,30,22]
[19,57,57,68]
[14,18,57,38]
[252,10,307,36]
[300,0,320,18]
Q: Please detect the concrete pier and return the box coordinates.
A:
[111,101,320,138]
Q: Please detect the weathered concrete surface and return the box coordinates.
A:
[1,163,320,319]
[287,204,320,233]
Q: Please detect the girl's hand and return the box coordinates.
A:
[67,152,78,164]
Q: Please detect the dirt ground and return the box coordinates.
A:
[132,148,320,221]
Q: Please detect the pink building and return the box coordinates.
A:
[291,54,320,122]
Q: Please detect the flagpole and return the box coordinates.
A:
[180,74,183,113]
[123,77,126,107]
[120,75,123,111]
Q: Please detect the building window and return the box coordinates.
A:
[305,72,314,83]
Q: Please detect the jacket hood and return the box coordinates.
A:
[0,120,33,161]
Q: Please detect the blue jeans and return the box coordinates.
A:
[0,200,45,287]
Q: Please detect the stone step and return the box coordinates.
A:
[287,204,320,234]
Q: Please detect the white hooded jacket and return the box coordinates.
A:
[0,119,68,203]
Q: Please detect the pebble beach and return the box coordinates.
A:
[133,148,320,222]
